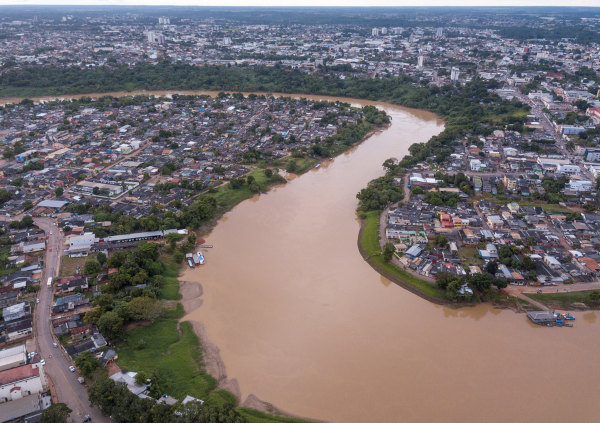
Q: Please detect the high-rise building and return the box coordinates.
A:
[380,27,387,35]
[436,27,444,38]
[147,31,165,44]
[223,37,232,46]
[372,28,379,37]
[417,55,424,70]
[158,17,170,25]
[451,67,460,81]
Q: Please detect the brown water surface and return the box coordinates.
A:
[182,100,600,423]
[5,91,597,422]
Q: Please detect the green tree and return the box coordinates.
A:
[286,159,298,173]
[485,261,498,275]
[55,187,64,197]
[96,251,107,266]
[264,168,273,178]
[127,297,162,321]
[383,242,395,262]
[97,311,124,340]
[41,403,72,423]
[84,259,101,276]
[74,351,101,378]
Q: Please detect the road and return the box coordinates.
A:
[34,218,109,423]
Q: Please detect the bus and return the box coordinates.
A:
[47,277,53,287]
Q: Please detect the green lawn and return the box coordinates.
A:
[238,408,317,423]
[359,211,445,299]
[458,247,484,267]
[360,211,381,257]
[159,259,182,301]
[525,290,600,308]
[207,168,286,213]
[116,304,217,401]
[59,256,88,277]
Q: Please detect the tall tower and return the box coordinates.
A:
[417,55,424,70]
[372,28,379,37]
[451,67,460,81]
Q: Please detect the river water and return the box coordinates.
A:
[3,91,598,422]
[180,99,600,422]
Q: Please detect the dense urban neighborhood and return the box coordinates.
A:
[1,6,600,423]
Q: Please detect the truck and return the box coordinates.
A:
[47,277,53,287]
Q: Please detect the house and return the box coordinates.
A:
[0,364,46,402]
[487,215,504,229]
[2,303,30,322]
[109,371,148,396]
[470,159,484,171]
[479,244,499,260]
[58,276,88,293]
[544,255,562,269]
[405,245,424,259]
[0,345,27,372]
[503,175,517,191]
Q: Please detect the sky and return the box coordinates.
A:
[0,0,599,6]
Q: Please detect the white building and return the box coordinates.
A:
[0,364,45,403]
[0,346,27,372]
[451,67,460,81]
[470,159,484,171]
[567,179,593,192]
[146,31,165,44]
[371,28,379,37]
[556,164,581,175]
[417,55,424,70]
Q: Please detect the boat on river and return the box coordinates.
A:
[195,251,205,265]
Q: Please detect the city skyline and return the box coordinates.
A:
[1,1,599,7]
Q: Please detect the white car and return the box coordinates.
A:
[69,366,75,372]
[53,342,58,348]
[40,359,46,366]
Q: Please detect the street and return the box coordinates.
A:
[34,218,109,423]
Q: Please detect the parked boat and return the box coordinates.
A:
[185,253,194,268]
[314,163,320,169]
[197,251,205,265]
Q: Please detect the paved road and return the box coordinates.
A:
[34,218,109,423]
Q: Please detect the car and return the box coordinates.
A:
[36,298,40,303]
[69,366,75,372]
[40,359,45,366]
[82,415,91,423]
[53,342,58,348]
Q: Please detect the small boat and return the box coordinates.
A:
[564,314,575,321]
[197,251,205,265]
[314,163,321,169]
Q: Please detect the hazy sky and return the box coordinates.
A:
[0,0,599,6]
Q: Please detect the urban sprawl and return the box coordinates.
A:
[1,7,600,423]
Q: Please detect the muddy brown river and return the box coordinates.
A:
[3,91,598,422]
[179,99,600,422]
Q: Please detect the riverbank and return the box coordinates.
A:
[357,210,449,305]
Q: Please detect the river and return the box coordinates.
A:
[179,99,600,422]
[3,91,599,422]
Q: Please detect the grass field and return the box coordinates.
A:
[238,408,317,423]
[206,168,287,213]
[59,256,88,277]
[116,304,218,401]
[458,247,484,267]
[525,290,600,308]
[359,211,445,299]
[159,259,182,301]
